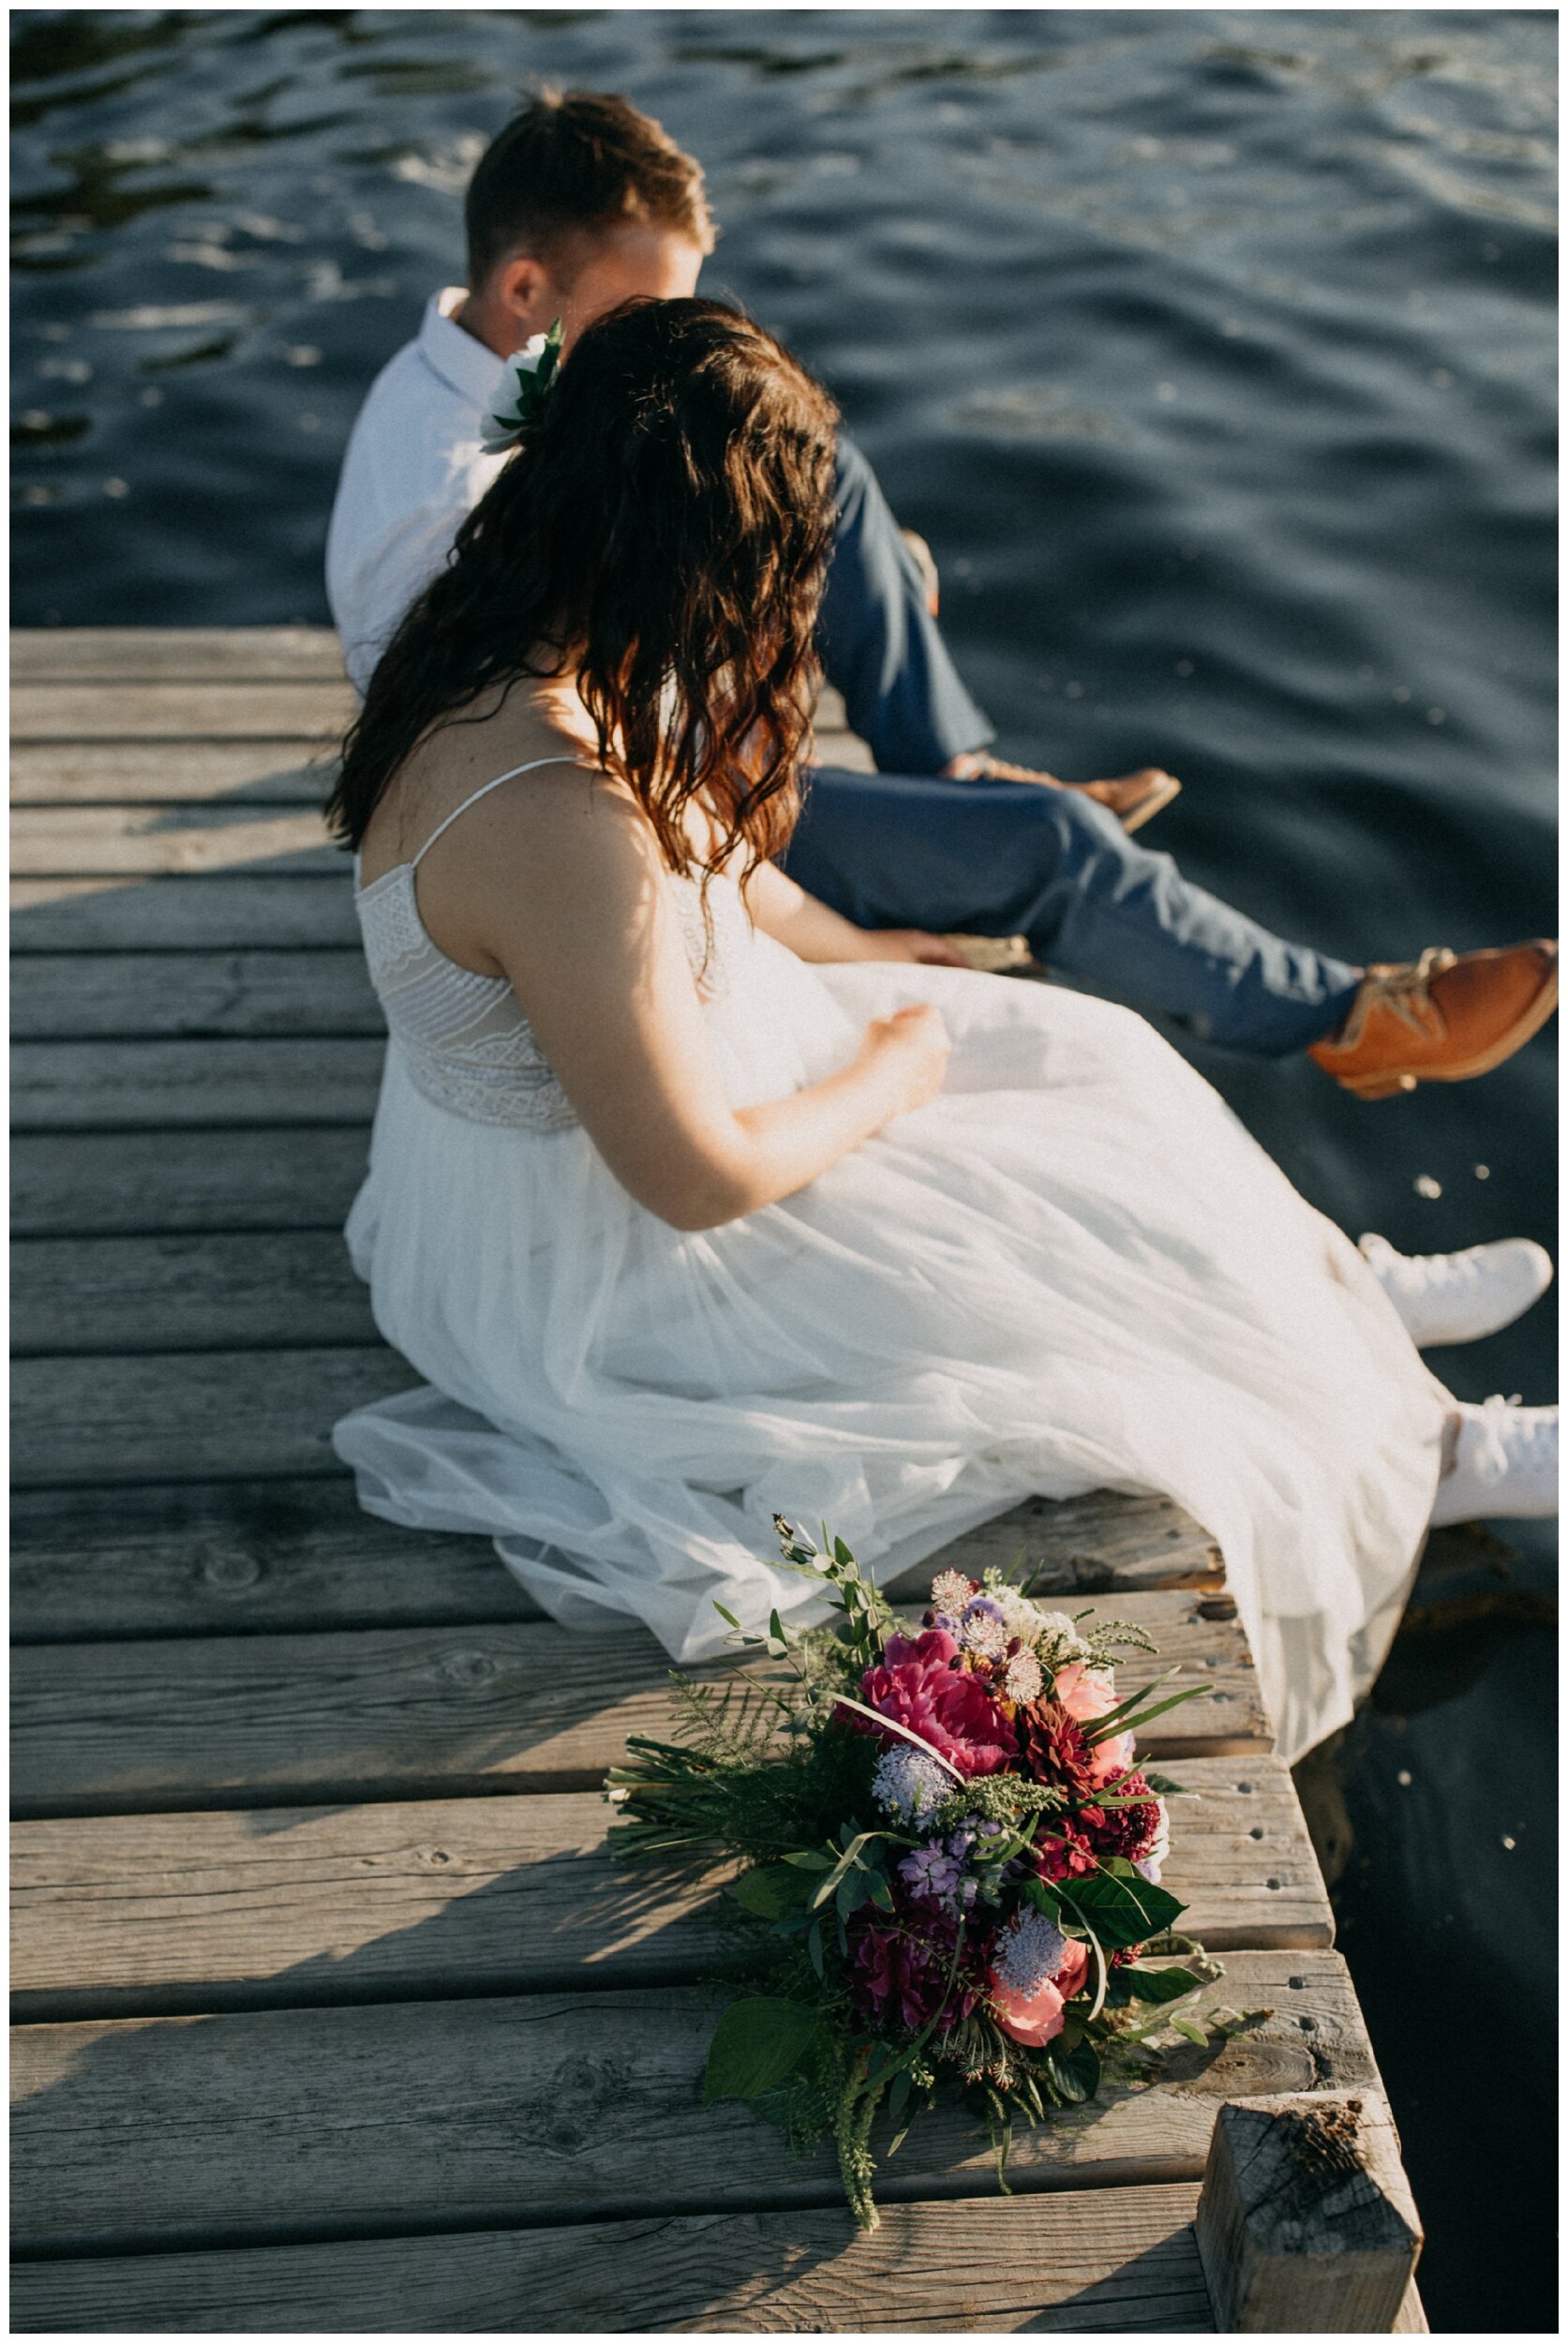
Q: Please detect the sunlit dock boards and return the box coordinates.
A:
[11,629,1424,2332]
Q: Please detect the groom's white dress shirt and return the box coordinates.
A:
[326,287,508,696]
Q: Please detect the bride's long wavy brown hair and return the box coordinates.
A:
[327,298,841,907]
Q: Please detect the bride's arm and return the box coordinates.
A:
[741,856,968,967]
[430,771,950,1231]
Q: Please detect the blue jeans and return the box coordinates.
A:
[804,437,1361,1056]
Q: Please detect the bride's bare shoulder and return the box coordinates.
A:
[360,678,625,883]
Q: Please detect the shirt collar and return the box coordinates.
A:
[418,286,509,412]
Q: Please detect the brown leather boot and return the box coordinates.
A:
[1308,941,1559,1099]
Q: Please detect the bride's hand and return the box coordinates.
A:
[859,928,969,968]
[858,1004,952,1116]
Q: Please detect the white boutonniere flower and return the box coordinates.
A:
[480,317,564,454]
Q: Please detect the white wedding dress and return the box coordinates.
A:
[335,765,1447,1763]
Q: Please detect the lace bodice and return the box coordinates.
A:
[354,763,750,1130]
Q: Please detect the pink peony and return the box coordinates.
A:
[1089,1732,1136,1784]
[1053,1662,1132,1783]
[990,1939,1090,2047]
[1052,1661,1115,1724]
[851,1630,1017,1776]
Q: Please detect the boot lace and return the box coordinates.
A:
[1336,946,1457,1051]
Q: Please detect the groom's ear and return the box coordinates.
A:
[489,252,559,333]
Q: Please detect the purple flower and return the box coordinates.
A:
[899,1844,965,1904]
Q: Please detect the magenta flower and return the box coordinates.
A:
[849,1629,1017,1777]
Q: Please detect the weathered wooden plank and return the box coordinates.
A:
[8,1479,1212,1643]
[8,634,859,742]
[11,682,863,756]
[13,950,381,1041]
[9,1478,541,1641]
[11,1128,368,1237]
[7,1955,1368,2254]
[10,742,336,805]
[12,1352,1229,1620]
[12,875,361,953]
[11,1345,411,1488]
[12,805,338,876]
[9,1592,1267,1818]
[7,2186,1215,2333]
[13,1231,377,1355]
[10,628,351,684]
[12,1038,384,1130]
[10,738,869,807]
[10,1761,1330,2019]
[946,1489,1220,1594]
[11,681,357,741]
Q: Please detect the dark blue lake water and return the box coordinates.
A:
[12,10,1557,2324]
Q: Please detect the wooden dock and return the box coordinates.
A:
[12,630,1424,2332]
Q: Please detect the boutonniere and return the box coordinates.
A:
[481,317,564,454]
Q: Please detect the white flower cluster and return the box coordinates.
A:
[924,1568,1093,1688]
[1003,1648,1043,1702]
[992,1907,1073,1997]
[959,1606,1009,1659]
[930,1569,976,1618]
[871,1742,952,1824]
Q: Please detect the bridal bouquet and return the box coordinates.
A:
[607,1516,1226,2228]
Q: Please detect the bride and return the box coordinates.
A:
[328,297,1555,1765]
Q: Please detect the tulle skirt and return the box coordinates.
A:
[335,932,1445,1763]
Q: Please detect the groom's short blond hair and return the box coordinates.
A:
[466,87,717,288]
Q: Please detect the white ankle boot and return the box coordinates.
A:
[1430,1395,1559,1526]
[1360,1231,1553,1349]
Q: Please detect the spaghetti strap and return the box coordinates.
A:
[411,757,595,869]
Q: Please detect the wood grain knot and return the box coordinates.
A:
[438,1650,500,1691]
[199,1552,263,1593]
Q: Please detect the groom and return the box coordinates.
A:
[327,87,1555,1097]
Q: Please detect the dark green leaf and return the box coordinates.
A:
[1060,1870,1184,1950]
[1042,2037,1100,2103]
[702,1998,820,2104]
[784,1849,834,1872]
[1120,1964,1204,2005]
[729,1863,815,1920]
